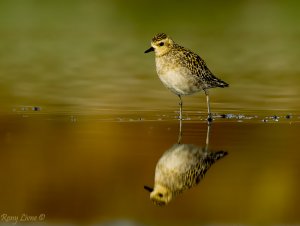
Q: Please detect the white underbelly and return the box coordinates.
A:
[158,70,200,95]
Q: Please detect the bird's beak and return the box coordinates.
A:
[144,185,154,192]
[144,47,154,53]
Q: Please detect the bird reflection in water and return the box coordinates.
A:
[144,121,228,206]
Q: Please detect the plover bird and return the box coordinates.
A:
[145,33,229,122]
[144,144,227,206]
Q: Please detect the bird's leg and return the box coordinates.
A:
[178,95,183,121]
[204,89,213,123]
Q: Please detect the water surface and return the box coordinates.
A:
[1,113,300,225]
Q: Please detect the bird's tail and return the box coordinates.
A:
[214,76,229,88]
[203,150,228,166]
[218,80,229,88]
[208,73,229,88]
[212,150,228,160]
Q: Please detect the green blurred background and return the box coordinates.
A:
[0,0,300,114]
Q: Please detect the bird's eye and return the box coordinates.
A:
[158,193,163,198]
[159,42,164,46]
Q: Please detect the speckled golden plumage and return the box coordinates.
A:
[145,33,229,122]
[144,143,228,206]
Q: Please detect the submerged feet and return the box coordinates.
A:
[207,114,213,123]
[177,108,213,123]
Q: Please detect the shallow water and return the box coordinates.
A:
[1,1,300,226]
[0,112,300,226]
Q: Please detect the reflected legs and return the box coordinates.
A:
[177,118,182,144]
[205,123,211,152]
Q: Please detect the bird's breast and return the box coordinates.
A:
[155,57,201,95]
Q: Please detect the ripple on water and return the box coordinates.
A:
[7,106,300,124]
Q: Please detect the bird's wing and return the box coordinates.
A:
[181,48,229,88]
[184,150,228,186]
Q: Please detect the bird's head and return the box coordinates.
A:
[144,184,172,206]
[144,33,174,56]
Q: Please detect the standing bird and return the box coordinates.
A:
[144,144,227,206]
[145,33,229,122]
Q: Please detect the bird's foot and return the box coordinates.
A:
[177,112,183,121]
[207,114,213,123]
